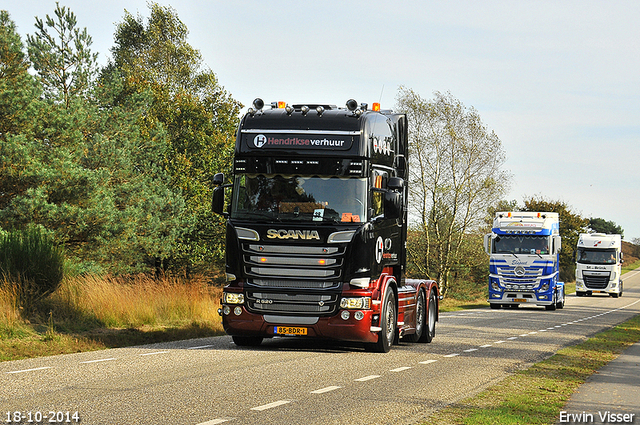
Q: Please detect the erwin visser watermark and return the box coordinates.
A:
[559,411,636,423]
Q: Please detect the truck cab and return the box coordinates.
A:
[575,233,623,297]
[484,211,565,310]
[212,99,439,352]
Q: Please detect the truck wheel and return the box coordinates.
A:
[421,290,437,343]
[545,293,557,311]
[406,289,425,343]
[620,282,624,297]
[367,285,397,353]
[557,291,565,309]
[232,335,263,347]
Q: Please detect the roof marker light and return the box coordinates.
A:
[285,105,294,115]
[346,99,358,111]
[372,102,380,111]
[301,105,310,116]
[277,101,286,109]
[316,106,325,116]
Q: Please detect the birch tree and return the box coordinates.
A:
[396,87,511,296]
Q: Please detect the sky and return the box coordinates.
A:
[4,0,640,241]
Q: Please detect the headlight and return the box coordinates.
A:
[223,292,245,304]
[540,283,549,291]
[491,282,501,291]
[349,278,371,288]
[340,297,371,309]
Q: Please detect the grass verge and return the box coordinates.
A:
[0,274,224,362]
[425,314,640,425]
[424,264,640,425]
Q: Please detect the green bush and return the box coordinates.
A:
[0,227,65,312]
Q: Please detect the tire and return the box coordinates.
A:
[406,289,425,343]
[545,291,557,311]
[367,285,397,353]
[421,290,437,343]
[620,282,624,297]
[556,287,565,309]
[232,335,263,347]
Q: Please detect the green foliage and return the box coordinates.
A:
[397,88,510,296]
[1,9,190,275]
[107,2,241,270]
[522,195,588,282]
[0,227,65,311]
[26,2,98,107]
[588,217,623,237]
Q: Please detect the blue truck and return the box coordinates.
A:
[484,211,565,310]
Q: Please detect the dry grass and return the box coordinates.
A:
[52,274,223,328]
[0,274,224,361]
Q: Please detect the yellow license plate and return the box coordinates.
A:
[274,326,307,336]
[513,298,527,303]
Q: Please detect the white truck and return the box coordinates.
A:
[484,211,565,310]
[575,233,624,298]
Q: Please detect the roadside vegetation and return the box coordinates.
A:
[425,312,640,425]
[424,262,640,425]
[0,273,223,362]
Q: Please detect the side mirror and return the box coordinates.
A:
[213,173,224,186]
[212,186,225,215]
[554,235,562,253]
[384,191,401,219]
[484,234,491,255]
[212,173,227,216]
[388,177,404,191]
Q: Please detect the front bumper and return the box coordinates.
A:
[488,290,554,306]
[220,306,380,343]
[576,279,622,295]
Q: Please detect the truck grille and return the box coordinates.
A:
[583,271,610,289]
[496,266,543,284]
[242,242,344,316]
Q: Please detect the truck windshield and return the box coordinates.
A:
[492,235,550,255]
[577,248,617,264]
[231,174,367,223]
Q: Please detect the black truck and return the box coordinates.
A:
[212,98,439,352]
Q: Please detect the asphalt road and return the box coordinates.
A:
[2,269,639,425]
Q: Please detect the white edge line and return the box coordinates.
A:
[310,386,341,394]
[188,345,214,350]
[80,358,116,364]
[390,366,412,372]
[6,366,52,374]
[140,351,169,356]
[250,400,292,411]
[355,375,381,381]
[197,418,234,425]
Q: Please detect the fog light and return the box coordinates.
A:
[341,310,350,320]
[539,295,547,300]
[222,305,231,315]
[354,311,364,321]
[233,306,242,316]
